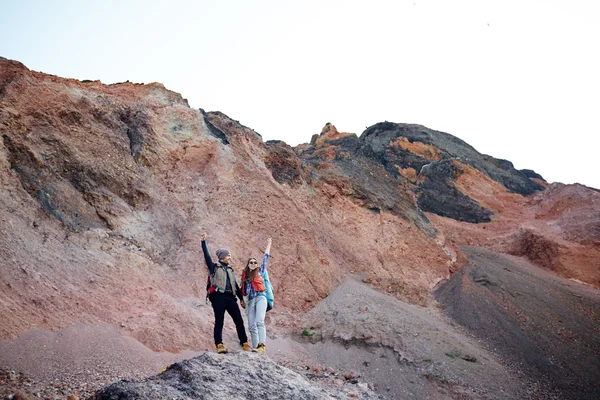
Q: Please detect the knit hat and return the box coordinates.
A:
[216,248,231,261]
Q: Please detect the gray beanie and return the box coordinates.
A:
[216,248,231,261]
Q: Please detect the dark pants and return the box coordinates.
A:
[210,292,248,346]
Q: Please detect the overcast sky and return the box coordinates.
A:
[2,0,599,189]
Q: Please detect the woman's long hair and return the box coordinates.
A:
[244,258,259,282]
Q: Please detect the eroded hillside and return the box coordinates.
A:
[1,58,599,399]
[0,58,454,351]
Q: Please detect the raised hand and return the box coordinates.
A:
[201,232,207,241]
[265,237,272,255]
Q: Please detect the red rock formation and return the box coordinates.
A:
[0,59,452,352]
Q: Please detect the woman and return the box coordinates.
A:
[242,237,272,354]
[200,232,250,354]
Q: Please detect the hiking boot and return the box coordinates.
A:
[256,343,266,354]
[216,343,228,354]
[241,342,251,352]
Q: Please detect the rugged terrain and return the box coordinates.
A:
[0,57,598,399]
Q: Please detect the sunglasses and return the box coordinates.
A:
[249,261,258,265]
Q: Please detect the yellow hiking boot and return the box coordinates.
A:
[241,342,251,352]
[216,343,228,354]
[256,343,266,354]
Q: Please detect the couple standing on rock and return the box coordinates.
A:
[201,232,272,355]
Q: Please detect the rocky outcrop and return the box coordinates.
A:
[416,159,493,223]
[359,122,545,196]
[297,123,437,236]
[264,140,310,187]
[531,183,600,246]
[91,352,383,400]
[505,228,561,270]
[297,121,545,226]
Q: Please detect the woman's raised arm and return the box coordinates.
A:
[260,237,272,272]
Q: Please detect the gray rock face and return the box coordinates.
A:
[298,131,438,237]
[298,121,545,226]
[416,159,493,223]
[360,122,545,196]
[91,352,383,400]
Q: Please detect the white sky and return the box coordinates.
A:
[2,0,599,189]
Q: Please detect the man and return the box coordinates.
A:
[201,232,250,353]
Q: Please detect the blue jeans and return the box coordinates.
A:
[246,295,267,348]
